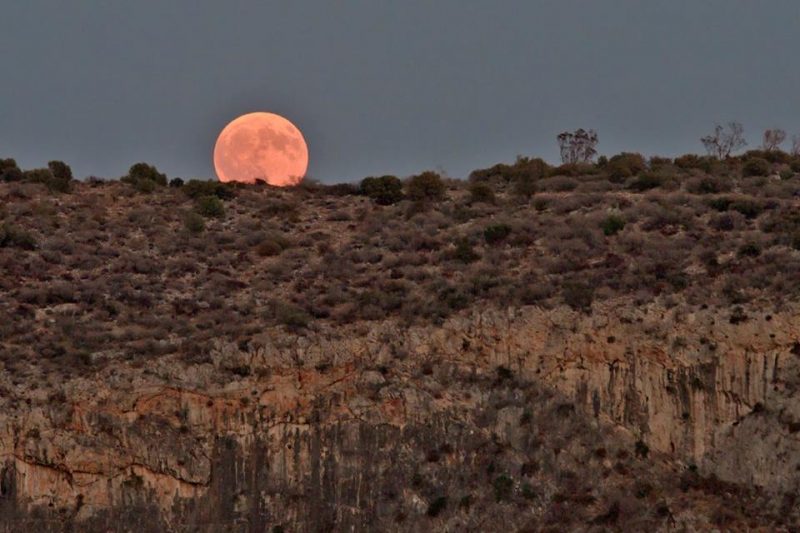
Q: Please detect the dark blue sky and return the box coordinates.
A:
[2,1,799,182]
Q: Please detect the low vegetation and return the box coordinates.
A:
[1,146,799,374]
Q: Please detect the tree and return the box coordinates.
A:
[123,162,167,187]
[762,129,786,152]
[0,158,22,182]
[557,129,598,164]
[360,175,404,205]
[701,122,746,159]
[23,168,70,192]
[47,160,73,181]
[792,135,800,157]
[406,171,446,201]
[605,152,646,183]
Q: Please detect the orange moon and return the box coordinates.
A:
[213,112,308,186]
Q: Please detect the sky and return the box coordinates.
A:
[2,1,799,183]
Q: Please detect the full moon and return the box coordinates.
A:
[213,112,309,186]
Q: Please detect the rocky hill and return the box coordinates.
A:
[1,153,799,531]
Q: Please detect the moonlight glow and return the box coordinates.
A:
[213,112,308,186]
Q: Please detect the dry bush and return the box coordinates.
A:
[1,170,799,376]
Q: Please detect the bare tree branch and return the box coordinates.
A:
[701,122,746,159]
[762,129,786,152]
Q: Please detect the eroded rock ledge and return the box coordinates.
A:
[1,300,798,531]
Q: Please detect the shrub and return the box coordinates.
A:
[539,176,578,192]
[23,168,54,183]
[46,176,72,193]
[183,212,205,234]
[649,156,673,168]
[267,300,311,330]
[256,232,291,256]
[132,178,156,193]
[738,243,761,257]
[791,232,800,251]
[549,162,595,177]
[601,214,626,236]
[605,152,646,183]
[592,502,621,525]
[493,475,513,502]
[0,223,37,250]
[686,175,731,194]
[196,195,225,218]
[468,182,495,204]
[674,154,722,174]
[513,175,537,197]
[469,163,510,182]
[169,177,185,187]
[360,175,404,205]
[627,172,663,192]
[23,168,71,193]
[0,159,23,182]
[730,199,764,219]
[452,239,480,263]
[562,281,594,311]
[533,197,549,211]
[708,213,738,231]
[438,285,471,311]
[426,496,447,517]
[742,157,770,177]
[634,440,650,458]
[406,171,446,201]
[183,179,235,200]
[746,148,789,164]
[484,224,511,244]
[706,196,733,211]
[521,483,536,500]
[486,157,551,197]
[323,183,359,196]
[47,160,73,181]
[123,162,167,187]
[469,157,548,187]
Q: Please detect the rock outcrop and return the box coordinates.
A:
[1,300,798,530]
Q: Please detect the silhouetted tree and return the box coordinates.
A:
[360,175,404,205]
[47,160,73,181]
[123,162,167,187]
[557,129,598,164]
[406,171,446,201]
[0,158,22,182]
[605,152,646,183]
[701,122,746,159]
[762,129,786,152]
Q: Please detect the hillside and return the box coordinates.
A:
[1,152,800,531]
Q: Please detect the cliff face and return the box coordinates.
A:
[1,301,798,531]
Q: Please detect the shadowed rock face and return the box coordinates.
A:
[0,301,798,531]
